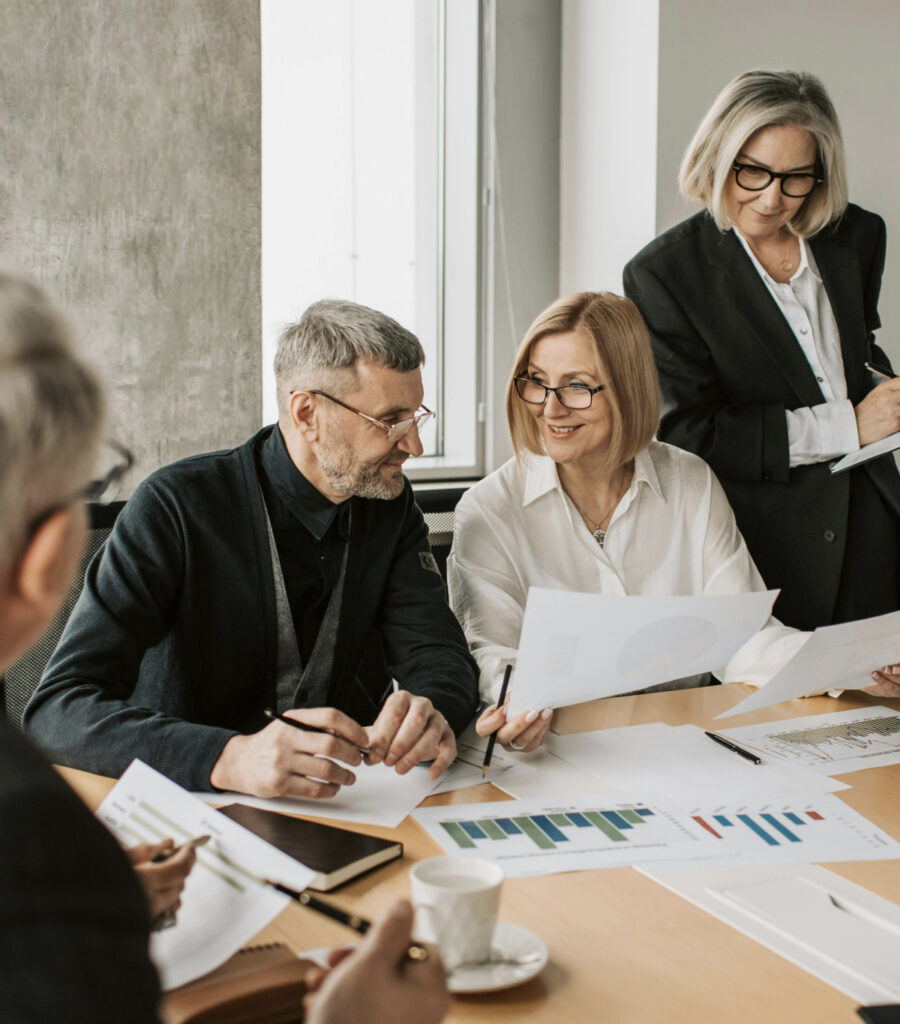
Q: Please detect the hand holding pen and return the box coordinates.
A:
[474,664,553,756]
[856,361,900,446]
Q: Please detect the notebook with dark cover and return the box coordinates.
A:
[218,802,402,891]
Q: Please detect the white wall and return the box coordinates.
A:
[560,0,900,368]
[654,0,900,365]
[559,0,658,296]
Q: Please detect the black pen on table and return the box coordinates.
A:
[268,881,429,962]
[704,730,762,765]
[481,663,513,777]
[865,361,898,380]
[264,708,371,757]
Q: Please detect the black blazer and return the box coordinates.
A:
[0,717,161,1021]
[624,205,900,629]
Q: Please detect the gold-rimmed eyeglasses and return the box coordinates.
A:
[301,389,435,443]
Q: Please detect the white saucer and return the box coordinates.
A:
[447,921,548,994]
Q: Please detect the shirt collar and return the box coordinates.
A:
[260,425,349,540]
[520,446,665,507]
[734,228,819,285]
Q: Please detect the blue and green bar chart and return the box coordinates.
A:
[441,806,657,851]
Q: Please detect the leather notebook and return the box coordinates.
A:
[161,943,313,1024]
[218,802,402,891]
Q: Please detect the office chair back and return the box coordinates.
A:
[2,502,124,726]
[415,485,469,579]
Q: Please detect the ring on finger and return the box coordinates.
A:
[508,738,525,751]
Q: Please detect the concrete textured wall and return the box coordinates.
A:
[0,0,261,488]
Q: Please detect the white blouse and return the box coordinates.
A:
[734,230,861,466]
[447,441,807,703]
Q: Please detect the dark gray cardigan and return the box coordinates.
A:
[25,427,478,789]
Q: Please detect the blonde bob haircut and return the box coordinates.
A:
[680,70,848,238]
[506,292,659,475]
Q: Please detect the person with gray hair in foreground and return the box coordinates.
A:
[26,298,478,797]
[0,277,450,1022]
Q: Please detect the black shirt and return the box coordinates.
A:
[256,425,351,665]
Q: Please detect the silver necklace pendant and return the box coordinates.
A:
[592,527,606,547]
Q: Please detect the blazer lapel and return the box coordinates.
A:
[701,220,825,406]
[809,232,867,401]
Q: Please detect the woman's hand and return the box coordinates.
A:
[863,664,900,699]
[854,378,900,445]
[475,700,552,753]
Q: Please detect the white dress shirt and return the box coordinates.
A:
[448,441,807,703]
[734,230,861,466]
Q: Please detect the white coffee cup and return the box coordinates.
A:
[409,856,504,970]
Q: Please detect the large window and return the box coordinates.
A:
[261,0,481,478]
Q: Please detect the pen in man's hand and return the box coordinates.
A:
[263,708,371,757]
[482,664,513,777]
[865,361,898,380]
[704,731,761,765]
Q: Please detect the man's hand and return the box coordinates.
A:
[863,664,900,699]
[209,707,369,798]
[305,900,449,1024]
[365,691,456,779]
[855,378,900,445]
[475,700,552,753]
[127,840,197,920]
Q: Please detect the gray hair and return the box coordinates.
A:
[274,299,425,415]
[680,70,848,237]
[0,272,104,573]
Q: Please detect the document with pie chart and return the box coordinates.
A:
[506,588,777,716]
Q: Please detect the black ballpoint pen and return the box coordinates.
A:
[704,730,762,765]
[263,708,371,757]
[865,361,898,380]
[481,664,513,777]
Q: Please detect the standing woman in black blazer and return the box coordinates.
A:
[625,71,900,670]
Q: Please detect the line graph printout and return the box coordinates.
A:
[413,794,720,877]
[674,794,900,868]
[98,760,314,990]
[720,707,900,774]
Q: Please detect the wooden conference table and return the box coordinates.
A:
[62,683,900,1023]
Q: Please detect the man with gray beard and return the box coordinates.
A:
[26,300,478,800]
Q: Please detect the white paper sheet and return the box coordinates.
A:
[197,761,440,828]
[663,793,900,867]
[720,706,900,774]
[507,588,778,717]
[428,734,537,795]
[413,793,721,877]
[641,864,900,1004]
[717,609,900,719]
[98,760,314,990]
[548,723,848,802]
[495,734,623,801]
[831,429,900,472]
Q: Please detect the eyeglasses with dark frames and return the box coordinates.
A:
[514,377,606,410]
[24,439,134,541]
[301,390,435,443]
[732,162,823,198]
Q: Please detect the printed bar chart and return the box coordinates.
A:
[416,795,715,877]
[441,806,658,852]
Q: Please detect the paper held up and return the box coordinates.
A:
[505,588,778,718]
[717,608,900,719]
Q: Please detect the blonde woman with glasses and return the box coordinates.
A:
[447,292,817,753]
[625,72,900,691]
